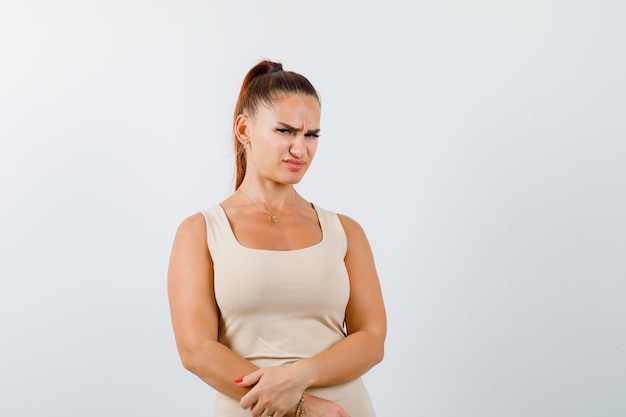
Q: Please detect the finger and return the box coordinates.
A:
[239,390,257,410]
[235,368,263,387]
[249,401,267,417]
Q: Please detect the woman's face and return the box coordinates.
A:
[242,93,321,185]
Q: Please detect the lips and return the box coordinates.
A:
[284,159,306,170]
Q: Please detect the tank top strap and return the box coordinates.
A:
[199,204,237,256]
[312,204,347,256]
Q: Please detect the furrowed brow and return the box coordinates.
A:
[277,122,320,135]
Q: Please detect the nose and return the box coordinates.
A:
[290,136,306,158]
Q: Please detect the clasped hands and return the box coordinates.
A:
[236,366,351,417]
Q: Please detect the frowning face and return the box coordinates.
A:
[238,93,321,186]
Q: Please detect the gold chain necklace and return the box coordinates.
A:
[238,189,295,223]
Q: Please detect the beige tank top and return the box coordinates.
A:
[201,204,377,417]
[201,203,349,366]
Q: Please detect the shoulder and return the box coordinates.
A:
[336,213,367,238]
[176,212,207,236]
[176,204,224,237]
[172,212,210,254]
[335,213,374,256]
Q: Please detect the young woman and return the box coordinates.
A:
[168,60,386,417]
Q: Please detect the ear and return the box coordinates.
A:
[234,114,250,142]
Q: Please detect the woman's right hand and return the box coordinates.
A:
[299,394,351,417]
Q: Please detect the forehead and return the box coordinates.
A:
[256,94,321,124]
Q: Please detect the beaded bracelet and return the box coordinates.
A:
[295,392,305,417]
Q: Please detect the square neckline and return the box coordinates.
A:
[216,203,326,253]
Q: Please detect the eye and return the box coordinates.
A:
[305,133,320,139]
[276,128,291,134]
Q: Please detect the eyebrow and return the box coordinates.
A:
[277,122,321,135]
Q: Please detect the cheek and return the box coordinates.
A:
[268,135,290,150]
[307,141,319,157]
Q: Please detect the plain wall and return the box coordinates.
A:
[1,1,625,416]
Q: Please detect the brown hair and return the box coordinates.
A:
[233,60,320,189]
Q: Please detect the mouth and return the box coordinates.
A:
[284,159,306,170]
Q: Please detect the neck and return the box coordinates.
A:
[237,181,298,211]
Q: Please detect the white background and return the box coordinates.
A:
[1,1,625,416]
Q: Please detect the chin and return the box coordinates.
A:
[280,174,306,185]
[285,178,304,185]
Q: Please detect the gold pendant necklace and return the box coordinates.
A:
[239,189,293,223]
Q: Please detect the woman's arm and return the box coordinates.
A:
[168,213,258,399]
[287,214,387,385]
[239,214,386,403]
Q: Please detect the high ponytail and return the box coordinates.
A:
[232,60,319,189]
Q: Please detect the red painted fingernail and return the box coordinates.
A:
[233,378,243,383]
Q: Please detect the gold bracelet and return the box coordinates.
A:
[295,392,305,417]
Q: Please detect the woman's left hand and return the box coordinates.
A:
[237,366,306,417]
